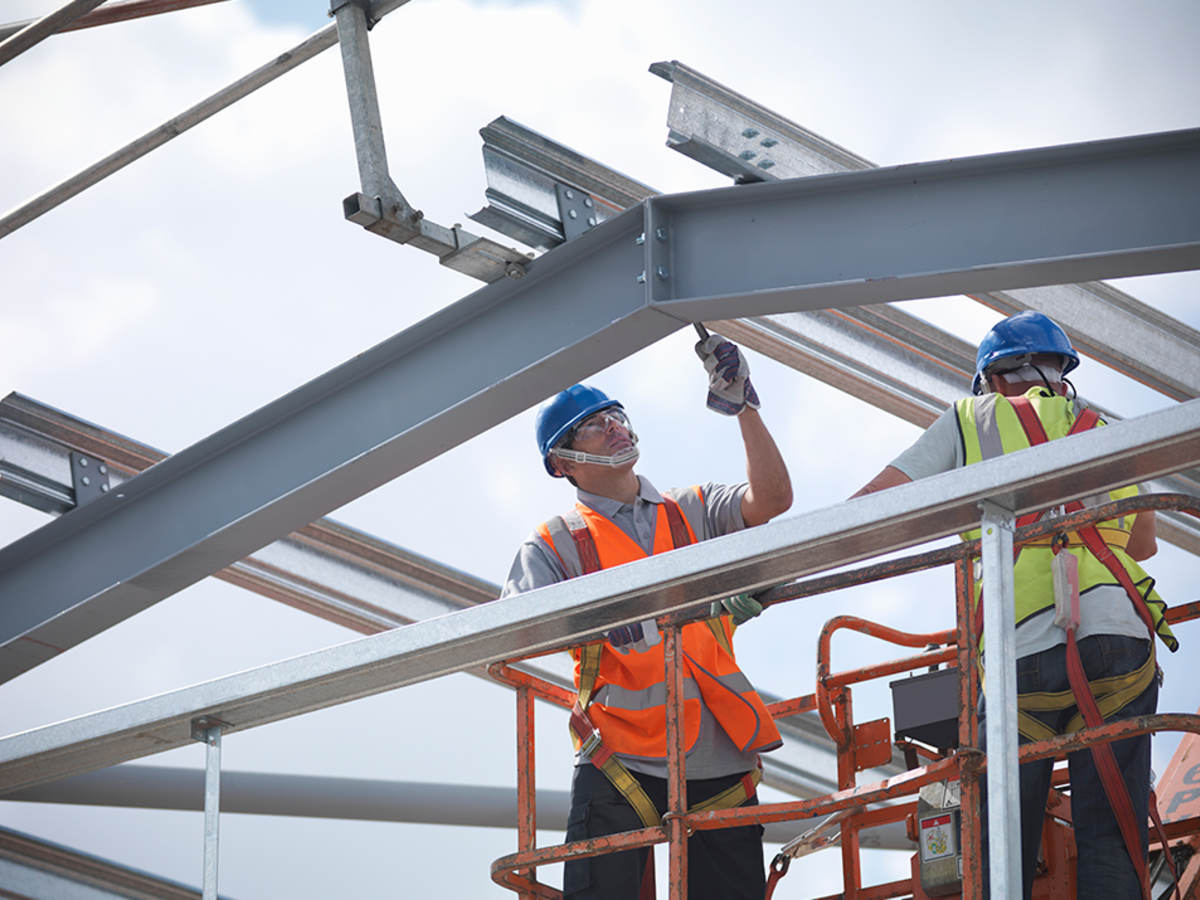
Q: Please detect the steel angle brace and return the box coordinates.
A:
[651,59,1200,401]
[332,3,529,283]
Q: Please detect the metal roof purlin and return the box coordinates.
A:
[651,59,1200,400]
[1,398,1198,793]
[1,128,1198,683]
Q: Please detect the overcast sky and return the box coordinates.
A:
[2,0,1199,897]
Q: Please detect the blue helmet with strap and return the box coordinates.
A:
[972,311,1080,394]
[536,384,624,477]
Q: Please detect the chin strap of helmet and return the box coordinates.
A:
[550,444,640,468]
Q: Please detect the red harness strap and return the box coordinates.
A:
[1006,396,1169,899]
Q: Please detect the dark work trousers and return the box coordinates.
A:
[980,634,1157,900]
[562,764,766,900]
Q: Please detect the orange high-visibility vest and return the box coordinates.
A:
[537,496,782,760]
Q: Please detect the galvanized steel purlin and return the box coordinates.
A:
[654,59,1200,402]
[2,409,1199,794]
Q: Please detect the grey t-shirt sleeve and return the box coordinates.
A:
[697,481,748,538]
[889,406,963,480]
[499,531,567,599]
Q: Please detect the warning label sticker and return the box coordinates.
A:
[920,814,957,861]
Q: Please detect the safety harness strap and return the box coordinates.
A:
[1007,396,1158,898]
[1015,649,1157,743]
[564,498,756,831]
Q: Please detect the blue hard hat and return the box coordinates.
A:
[972,311,1080,394]
[536,384,623,477]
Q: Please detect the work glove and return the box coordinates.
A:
[606,619,661,652]
[709,593,764,626]
[695,334,761,416]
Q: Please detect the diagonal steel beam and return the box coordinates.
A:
[651,59,1200,400]
[0,393,899,800]
[1,398,1198,792]
[1,128,1198,684]
[470,117,1200,552]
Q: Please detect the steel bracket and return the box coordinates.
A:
[190,715,230,743]
[329,0,375,28]
[554,184,598,241]
[69,451,109,508]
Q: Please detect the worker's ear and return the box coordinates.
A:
[551,456,575,479]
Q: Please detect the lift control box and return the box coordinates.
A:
[890,666,960,751]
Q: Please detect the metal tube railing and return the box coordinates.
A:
[489,494,1200,899]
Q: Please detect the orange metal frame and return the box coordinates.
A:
[488,494,1200,899]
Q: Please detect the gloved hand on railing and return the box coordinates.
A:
[710,592,764,625]
[696,334,760,416]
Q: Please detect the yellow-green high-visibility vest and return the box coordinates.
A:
[955,388,1176,651]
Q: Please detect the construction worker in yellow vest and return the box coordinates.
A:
[500,334,792,900]
[854,311,1177,899]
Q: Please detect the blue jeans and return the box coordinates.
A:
[981,634,1157,900]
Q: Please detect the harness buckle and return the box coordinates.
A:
[1051,531,1070,551]
[578,728,603,760]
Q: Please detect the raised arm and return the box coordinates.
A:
[738,408,793,526]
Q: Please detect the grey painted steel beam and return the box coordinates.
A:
[652,59,1200,401]
[2,398,1197,793]
[642,128,1200,321]
[0,825,227,900]
[470,117,1200,552]
[1,764,910,849]
[0,393,889,803]
[2,127,1198,684]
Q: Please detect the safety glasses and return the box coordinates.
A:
[570,409,631,440]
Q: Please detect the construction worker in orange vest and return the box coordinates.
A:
[500,334,792,900]
[853,311,1177,899]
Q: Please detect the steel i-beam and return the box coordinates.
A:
[1,127,1197,684]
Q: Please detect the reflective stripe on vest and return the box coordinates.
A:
[954,390,1177,651]
[539,490,782,759]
